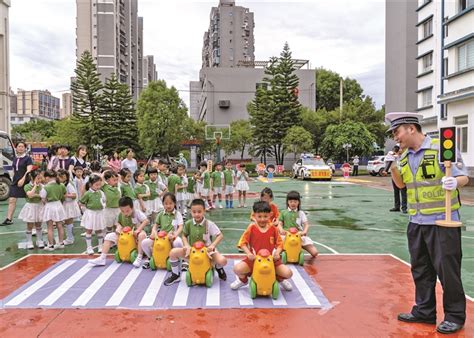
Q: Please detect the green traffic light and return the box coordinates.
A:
[443,150,453,160]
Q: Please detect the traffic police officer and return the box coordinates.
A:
[386,112,469,334]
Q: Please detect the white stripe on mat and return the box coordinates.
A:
[288,265,320,306]
[272,285,287,306]
[5,260,77,306]
[72,262,121,306]
[234,260,253,306]
[39,263,94,306]
[206,270,220,306]
[139,270,166,307]
[106,267,143,307]
[172,274,190,306]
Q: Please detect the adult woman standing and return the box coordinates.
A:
[121,149,138,185]
[69,145,88,172]
[108,151,121,173]
[2,142,34,226]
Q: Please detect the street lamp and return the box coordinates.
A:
[92,144,103,162]
[342,143,352,162]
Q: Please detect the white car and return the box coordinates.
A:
[293,157,332,181]
[367,156,386,176]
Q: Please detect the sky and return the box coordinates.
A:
[9,0,385,109]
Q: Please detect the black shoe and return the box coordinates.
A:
[142,261,150,269]
[1,218,13,226]
[390,208,400,212]
[216,267,227,281]
[402,209,408,214]
[397,313,436,324]
[437,321,464,334]
[181,262,189,272]
[164,273,181,286]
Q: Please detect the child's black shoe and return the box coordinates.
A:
[216,267,227,281]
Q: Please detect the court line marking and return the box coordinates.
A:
[312,240,338,254]
[0,254,31,271]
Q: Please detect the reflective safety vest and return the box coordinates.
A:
[400,138,460,216]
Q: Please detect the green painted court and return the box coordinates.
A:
[1,177,473,297]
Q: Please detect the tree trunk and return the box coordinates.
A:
[240,145,245,160]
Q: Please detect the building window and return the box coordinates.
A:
[444,58,449,76]
[441,104,448,120]
[423,19,432,38]
[422,88,432,106]
[459,0,474,12]
[454,115,469,153]
[422,53,433,72]
[457,40,474,71]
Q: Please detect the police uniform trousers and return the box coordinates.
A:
[407,222,466,324]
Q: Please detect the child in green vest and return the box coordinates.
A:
[141,192,184,269]
[80,175,106,255]
[164,199,227,286]
[211,163,225,209]
[119,168,140,211]
[88,196,150,267]
[145,168,166,223]
[18,170,45,249]
[277,191,318,258]
[223,161,236,208]
[199,161,213,210]
[186,171,200,207]
[57,169,81,246]
[175,164,188,217]
[102,170,121,234]
[40,170,67,251]
[134,170,150,214]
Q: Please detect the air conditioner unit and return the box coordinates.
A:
[218,100,230,108]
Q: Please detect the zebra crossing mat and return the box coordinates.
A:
[0,259,330,310]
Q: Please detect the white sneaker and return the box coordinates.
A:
[26,241,34,250]
[280,279,293,291]
[132,255,143,268]
[86,246,94,255]
[36,240,45,249]
[44,245,55,251]
[230,279,248,290]
[32,228,37,236]
[97,246,103,253]
[80,232,86,237]
[54,242,65,249]
[88,256,106,266]
[219,204,223,209]
[64,239,74,245]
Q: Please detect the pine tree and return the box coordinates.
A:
[71,51,104,148]
[100,74,140,155]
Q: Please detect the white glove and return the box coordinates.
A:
[442,176,458,191]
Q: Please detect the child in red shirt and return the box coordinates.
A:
[231,201,293,291]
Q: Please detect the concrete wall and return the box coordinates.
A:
[385,0,417,114]
[194,67,316,124]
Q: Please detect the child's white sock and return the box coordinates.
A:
[35,227,43,241]
[26,231,32,243]
[85,234,92,248]
[170,259,180,275]
[66,223,74,241]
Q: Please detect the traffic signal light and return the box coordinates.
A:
[439,127,457,162]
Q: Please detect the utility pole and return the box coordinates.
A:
[339,78,343,123]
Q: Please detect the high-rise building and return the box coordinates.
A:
[61,92,73,119]
[143,55,157,87]
[10,89,60,126]
[75,0,144,100]
[202,0,255,68]
[385,0,417,115]
[0,0,10,134]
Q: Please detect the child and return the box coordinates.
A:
[175,164,188,217]
[195,170,203,201]
[163,199,227,286]
[157,159,169,188]
[277,191,318,258]
[223,161,236,208]
[141,192,184,269]
[57,169,81,245]
[236,163,250,208]
[186,171,199,206]
[199,161,213,210]
[134,170,150,214]
[40,170,67,251]
[119,168,140,210]
[102,170,121,234]
[88,196,150,267]
[250,187,279,226]
[73,166,86,201]
[211,163,224,209]
[145,168,165,223]
[80,175,106,255]
[18,170,44,249]
[231,201,293,291]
